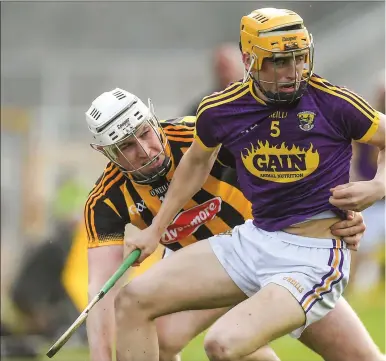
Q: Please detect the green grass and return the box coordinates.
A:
[3,287,384,361]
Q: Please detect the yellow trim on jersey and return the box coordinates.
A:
[197,85,250,119]
[166,136,194,142]
[194,133,221,151]
[163,128,195,135]
[90,173,124,242]
[119,183,148,229]
[85,165,120,241]
[103,198,122,218]
[163,128,194,135]
[357,111,381,143]
[203,174,253,219]
[84,163,116,239]
[132,183,162,218]
[88,239,124,248]
[308,79,378,122]
[310,76,377,118]
[248,79,267,105]
[179,115,197,124]
[163,124,195,131]
[195,84,250,149]
[160,116,196,125]
[199,82,244,108]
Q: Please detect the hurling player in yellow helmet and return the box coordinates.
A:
[116,7,385,361]
[240,8,314,104]
[84,87,373,361]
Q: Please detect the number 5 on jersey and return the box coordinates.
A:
[270,120,280,137]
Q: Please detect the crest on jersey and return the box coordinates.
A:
[297,111,316,131]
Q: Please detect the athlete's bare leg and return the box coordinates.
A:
[156,307,279,361]
[118,245,383,361]
[156,308,229,361]
[203,284,305,361]
[299,297,385,361]
[154,296,384,361]
[115,240,247,361]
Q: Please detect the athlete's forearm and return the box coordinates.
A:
[152,144,218,234]
[87,285,118,361]
[373,147,385,197]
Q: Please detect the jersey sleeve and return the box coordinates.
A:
[339,87,380,143]
[84,196,127,248]
[84,165,127,248]
[194,101,222,150]
[216,145,236,168]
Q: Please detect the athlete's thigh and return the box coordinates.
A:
[122,240,246,317]
[205,283,305,356]
[299,297,383,361]
[156,307,230,349]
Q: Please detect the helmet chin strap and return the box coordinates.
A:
[129,155,172,185]
[254,81,304,105]
[242,55,256,84]
[249,67,307,105]
[258,78,307,105]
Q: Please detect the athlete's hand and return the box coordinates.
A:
[124,225,162,265]
[330,211,366,251]
[329,180,385,212]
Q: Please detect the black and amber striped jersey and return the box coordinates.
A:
[85,116,252,251]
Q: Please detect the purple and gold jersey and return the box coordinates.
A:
[195,75,380,231]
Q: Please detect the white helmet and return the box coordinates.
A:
[85,88,171,184]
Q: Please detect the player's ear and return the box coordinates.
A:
[242,52,251,70]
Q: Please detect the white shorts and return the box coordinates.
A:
[209,220,351,338]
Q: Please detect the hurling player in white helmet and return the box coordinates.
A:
[116,6,385,361]
[86,88,172,185]
[84,88,381,361]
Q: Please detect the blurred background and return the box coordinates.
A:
[1,1,385,360]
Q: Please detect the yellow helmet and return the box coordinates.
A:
[240,8,313,70]
[240,8,314,103]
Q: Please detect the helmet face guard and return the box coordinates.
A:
[90,99,172,184]
[240,8,315,104]
[248,38,314,104]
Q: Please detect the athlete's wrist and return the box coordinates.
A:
[370,178,385,199]
[150,217,168,238]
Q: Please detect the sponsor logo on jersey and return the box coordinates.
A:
[149,183,170,197]
[161,197,222,244]
[128,200,147,215]
[297,111,316,131]
[241,140,320,183]
[269,111,288,119]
